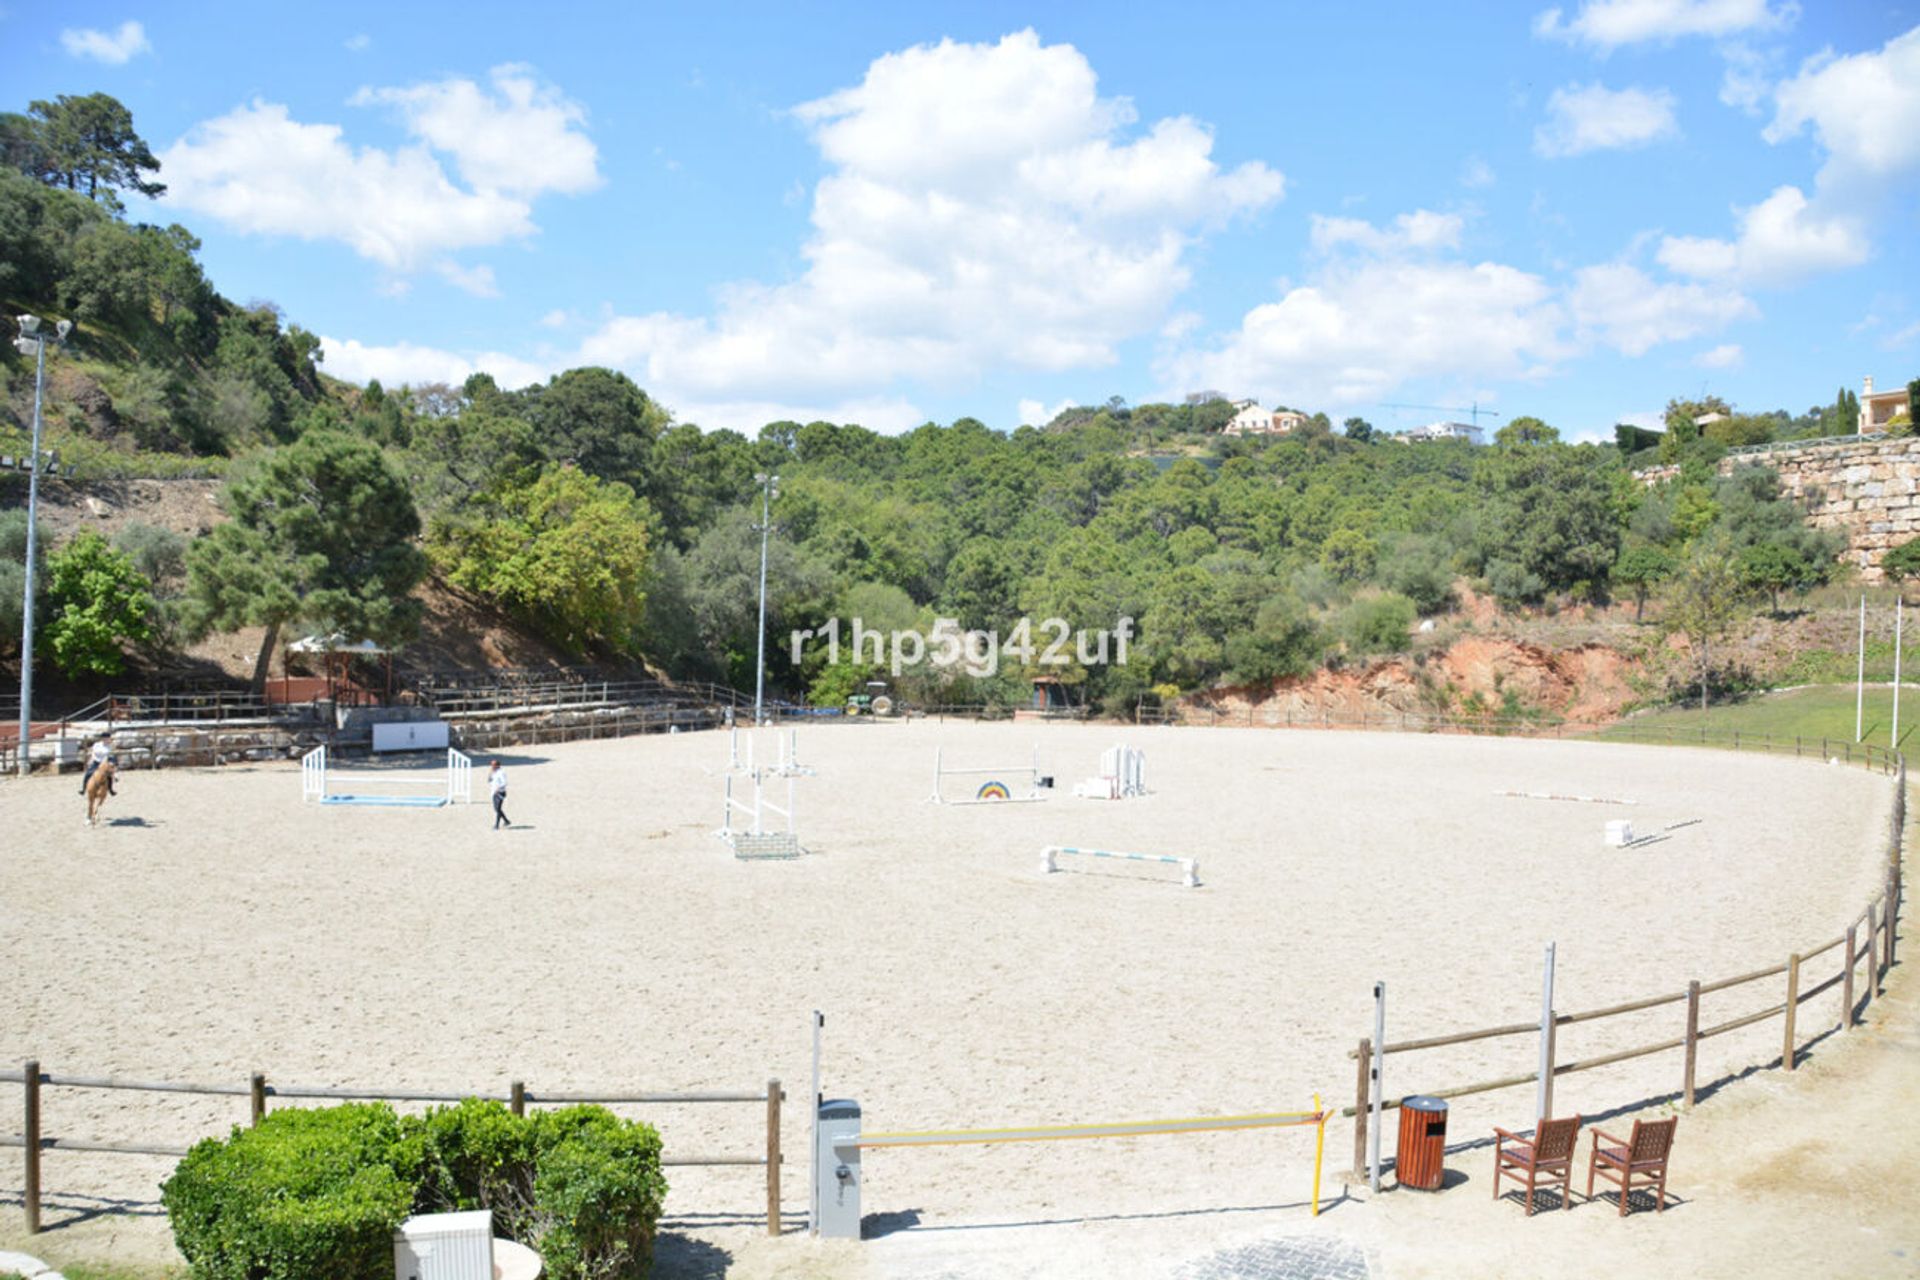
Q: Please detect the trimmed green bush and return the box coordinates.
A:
[526,1106,668,1279]
[161,1103,420,1280]
[163,1099,666,1280]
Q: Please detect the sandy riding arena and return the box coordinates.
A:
[0,721,1900,1277]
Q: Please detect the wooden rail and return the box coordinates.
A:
[1343,731,1904,1180]
[7,1067,786,1237]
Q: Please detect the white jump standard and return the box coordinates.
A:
[1073,743,1146,799]
[727,725,814,777]
[1041,845,1198,888]
[300,746,474,807]
[929,744,1051,804]
[716,767,802,859]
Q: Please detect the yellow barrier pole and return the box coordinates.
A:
[1311,1094,1325,1217]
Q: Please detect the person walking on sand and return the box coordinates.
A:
[488,760,509,829]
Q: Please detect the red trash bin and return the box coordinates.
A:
[1395,1095,1448,1190]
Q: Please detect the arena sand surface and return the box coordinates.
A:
[0,720,1899,1277]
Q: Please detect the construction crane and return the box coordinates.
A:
[1380,401,1506,426]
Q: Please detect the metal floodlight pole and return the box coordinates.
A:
[15,315,61,777]
[752,472,778,727]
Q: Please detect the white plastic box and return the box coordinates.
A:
[394,1210,494,1280]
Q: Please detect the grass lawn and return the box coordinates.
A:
[1600,682,1920,750]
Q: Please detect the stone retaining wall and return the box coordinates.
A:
[1634,436,1920,582]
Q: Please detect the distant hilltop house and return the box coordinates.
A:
[1222,400,1309,436]
[1397,420,1484,445]
[1861,376,1913,434]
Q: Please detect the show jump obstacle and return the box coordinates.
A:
[716,766,803,860]
[728,725,812,778]
[1073,743,1146,799]
[929,744,1051,804]
[812,1095,1327,1238]
[300,746,473,808]
[1041,844,1198,888]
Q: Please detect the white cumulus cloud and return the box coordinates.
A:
[1160,254,1564,410]
[1695,342,1744,368]
[1766,27,1920,188]
[318,336,548,391]
[572,30,1283,429]
[60,20,150,64]
[433,261,499,298]
[1535,83,1679,157]
[1534,0,1795,49]
[1310,209,1464,255]
[160,67,597,273]
[1568,263,1756,356]
[352,65,600,198]
[1657,184,1868,285]
[1017,397,1077,428]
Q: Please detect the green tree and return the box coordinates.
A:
[182,431,427,686]
[521,367,669,484]
[1612,541,1675,622]
[1881,538,1920,596]
[1319,528,1377,583]
[19,93,165,208]
[1662,539,1750,710]
[435,465,653,656]
[1735,541,1817,616]
[1342,417,1375,442]
[1225,593,1321,684]
[1494,415,1559,446]
[43,530,154,675]
[1474,443,1622,599]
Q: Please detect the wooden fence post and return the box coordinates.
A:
[1869,901,1881,1001]
[250,1072,267,1125]
[24,1059,40,1234]
[1352,1038,1370,1183]
[1682,982,1700,1109]
[766,1079,782,1236]
[1889,866,1901,973]
[1783,953,1801,1071]
[510,1081,526,1118]
[1844,925,1857,1029]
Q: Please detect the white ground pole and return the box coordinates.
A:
[930,743,1046,803]
[1537,942,1556,1121]
[1369,982,1384,1193]
[1894,598,1904,753]
[810,1009,824,1235]
[1857,594,1867,744]
[1041,845,1197,888]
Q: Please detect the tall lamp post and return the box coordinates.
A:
[14,314,70,776]
[752,471,779,727]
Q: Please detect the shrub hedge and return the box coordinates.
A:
[161,1099,666,1280]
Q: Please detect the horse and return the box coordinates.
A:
[85,759,116,825]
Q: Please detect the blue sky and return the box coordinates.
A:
[4,1,1917,440]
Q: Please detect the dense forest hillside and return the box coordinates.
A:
[0,92,1905,715]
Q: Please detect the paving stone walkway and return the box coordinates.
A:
[1172,1235,1371,1280]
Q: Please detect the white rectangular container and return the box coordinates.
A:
[394,1210,494,1280]
[373,720,450,752]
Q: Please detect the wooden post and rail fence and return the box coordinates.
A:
[1,1067,786,1237]
[1346,731,1904,1182]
